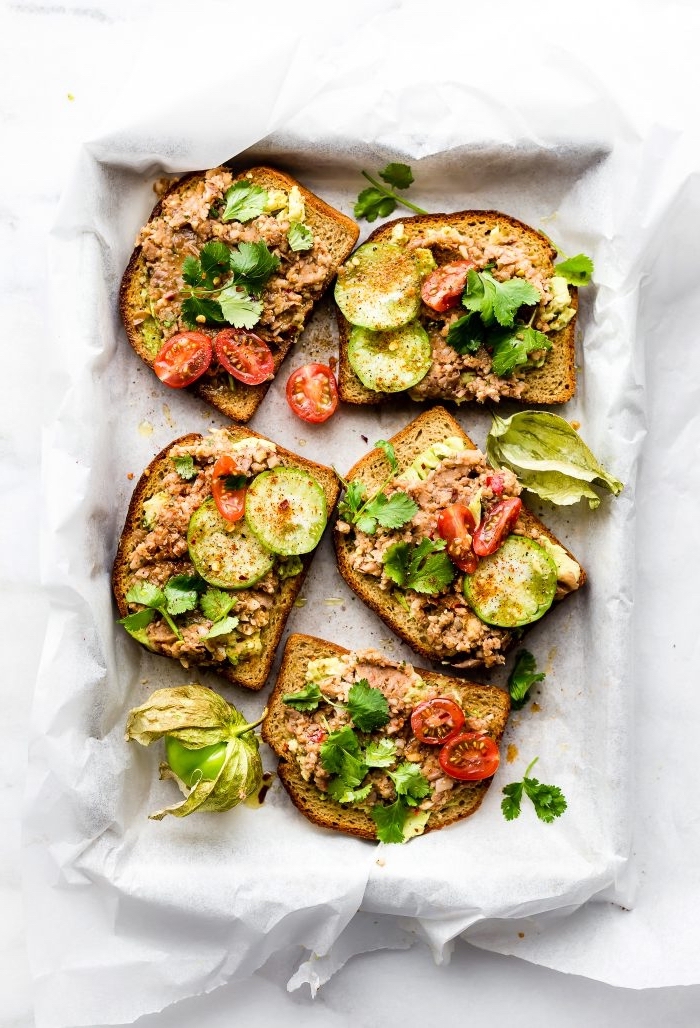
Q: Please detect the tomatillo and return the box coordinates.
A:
[164,736,228,788]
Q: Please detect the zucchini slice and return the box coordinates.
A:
[245,467,327,556]
[187,499,273,589]
[463,535,557,628]
[347,321,432,393]
[334,241,422,330]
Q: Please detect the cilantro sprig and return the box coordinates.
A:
[383,538,456,596]
[179,239,278,330]
[282,677,390,733]
[354,163,427,222]
[507,650,545,711]
[121,576,203,641]
[337,439,418,535]
[221,181,269,223]
[554,253,594,286]
[501,758,567,823]
[172,454,197,480]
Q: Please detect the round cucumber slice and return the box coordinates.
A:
[348,321,432,393]
[334,241,422,330]
[187,499,273,589]
[463,535,558,628]
[245,467,327,556]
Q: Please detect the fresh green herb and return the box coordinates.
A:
[118,607,156,633]
[181,241,231,289]
[327,779,372,804]
[172,455,197,480]
[221,181,269,223]
[181,296,226,329]
[203,615,239,640]
[363,738,397,767]
[320,726,368,787]
[489,325,552,377]
[374,439,398,473]
[287,222,314,252]
[371,798,412,843]
[228,241,280,294]
[199,587,235,624]
[508,650,545,710]
[445,310,488,355]
[501,758,567,823]
[383,538,455,595]
[163,574,203,616]
[347,679,390,732]
[355,492,419,535]
[122,580,184,640]
[337,479,366,523]
[218,473,248,492]
[388,762,431,806]
[282,682,324,712]
[217,285,264,330]
[554,254,594,286]
[486,410,623,508]
[354,163,427,222]
[462,269,540,328]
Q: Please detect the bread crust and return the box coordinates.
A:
[333,407,585,670]
[112,425,340,691]
[336,210,577,407]
[120,166,359,423]
[262,633,511,840]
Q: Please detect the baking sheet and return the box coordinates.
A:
[26,3,699,1023]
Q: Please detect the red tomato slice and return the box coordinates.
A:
[411,698,466,745]
[439,732,500,781]
[153,332,213,388]
[472,497,522,557]
[214,329,274,386]
[421,260,475,313]
[436,503,479,573]
[286,364,339,423]
[211,455,247,522]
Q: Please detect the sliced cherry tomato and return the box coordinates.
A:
[153,331,213,388]
[438,732,500,781]
[211,455,247,522]
[437,503,479,573]
[214,329,274,386]
[411,698,466,745]
[286,363,339,423]
[472,497,522,557]
[421,260,475,313]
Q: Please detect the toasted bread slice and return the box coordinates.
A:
[112,426,339,691]
[263,633,511,840]
[337,210,577,407]
[120,166,359,423]
[334,407,585,670]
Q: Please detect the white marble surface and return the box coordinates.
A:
[4,1,700,1025]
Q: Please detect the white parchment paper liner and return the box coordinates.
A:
[24,3,700,1023]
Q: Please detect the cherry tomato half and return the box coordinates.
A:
[437,503,479,573]
[153,331,213,388]
[473,497,522,557]
[421,260,475,313]
[411,697,466,745]
[214,329,274,386]
[211,455,247,522]
[438,732,500,781]
[286,363,339,423]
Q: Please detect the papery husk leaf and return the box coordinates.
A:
[125,685,234,746]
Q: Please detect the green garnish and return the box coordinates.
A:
[489,325,552,377]
[163,574,204,615]
[221,181,269,223]
[363,738,397,768]
[337,439,418,536]
[203,616,239,640]
[374,439,399,473]
[121,576,202,641]
[282,682,324,712]
[371,798,413,843]
[172,455,197,480]
[501,758,567,823]
[507,650,545,710]
[228,241,280,294]
[327,780,372,804]
[462,269,540,328]
[388,762,431,806]
[320,726,368,786]
[217,286,264,330]
[554,253,594,286]
[445,310,487,355]
[347,679,390,732]
[181,296,226,328]
[287,222,314,252]
[181,241,231,289]
[178,238,277,330]
[383,538,455,595]
[199,587,235,624]
[354,163,427,222]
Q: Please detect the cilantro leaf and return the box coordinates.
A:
[446,310,488,355]
[379,163,414,190]
[363,738,397,768]
[383,538,455,595]
[371,798,410,843]
[354,187,396,222]
[229,241,280,294]
[181,295,225,328]
[218,285,263,329]
[337,480,367,523]
[554,254,594,286]
[282,682,324,712]
[124,580,182,640]
[163,574,202,616]
[327,779,372,804]
[508,650,545,710]
[501,780,524,821]
[219,474,248,491]
[199,241,232,282]
[356,492,419,535]
[374,439,398,473]
[462,270,539,328]
[287,222,314,252]
[118,608,156,632]
[172,454,197,480]
[181,255,203,287]
[203,615,239,640]
[489,326,552,377]
[320,726,368,787]
[501,758,567,823]
[199,587,235,623]
[347,679,390,732]
[222,181,268,223]
[389,762,431,806]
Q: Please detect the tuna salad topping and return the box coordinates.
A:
[281,649,503,839]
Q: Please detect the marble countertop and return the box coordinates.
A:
[4,1,700,1025]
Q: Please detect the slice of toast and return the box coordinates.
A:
[334,407,585,670]
[337,210,577,407]
[263,633,511,840]
[112,426,339,691]
[120,166,359,423]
